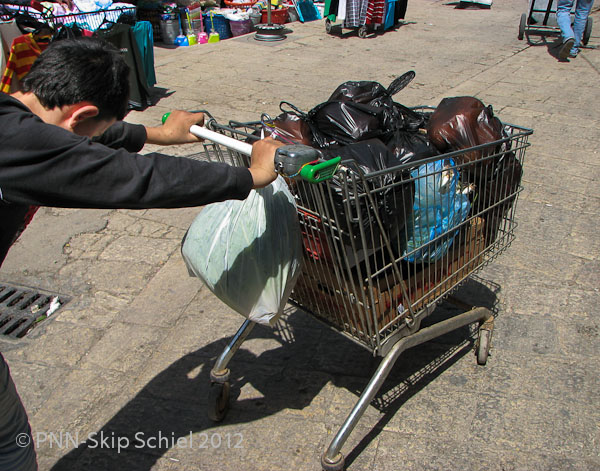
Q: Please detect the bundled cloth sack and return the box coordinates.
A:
[181,177,303,326]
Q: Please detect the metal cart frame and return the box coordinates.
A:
[518,0,593,44]
[188,111,532,471]
[0,1,136,31]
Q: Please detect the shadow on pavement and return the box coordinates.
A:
[51,277,498,470]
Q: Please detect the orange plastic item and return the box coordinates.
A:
[223,0,259,7]
[261,6,288,23]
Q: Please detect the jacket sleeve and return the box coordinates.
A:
[92,121,147,152]
[0,113,253,209]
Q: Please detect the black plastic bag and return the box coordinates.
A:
[468,151,523,243]
[383,129,439,166]
[308,100,384,146]
[327,72,423,130]
[305,71,426,147]
[311,139,415,251]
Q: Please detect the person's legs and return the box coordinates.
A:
[571,0,594,53]
[556,0,576,58]
[557,0,576,42]
[0,353,38,471]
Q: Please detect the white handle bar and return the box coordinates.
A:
[190,125,253,156]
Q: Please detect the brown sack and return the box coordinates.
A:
[426,96,504,164]
[266,112,314,146]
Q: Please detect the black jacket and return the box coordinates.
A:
[0,93,253,264]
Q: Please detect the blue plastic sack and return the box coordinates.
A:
[403,159,471,263]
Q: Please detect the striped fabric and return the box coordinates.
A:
[1,33,49,93]
[344,0,362,27]
[366,0,386,25]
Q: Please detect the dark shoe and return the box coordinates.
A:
[559,38,574,60]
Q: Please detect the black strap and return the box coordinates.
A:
[279,101,308,119]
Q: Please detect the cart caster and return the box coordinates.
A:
[583,16,593,45]
[325,18,332,34]
[321,452,345,471]
[357,25,368,38]
[476,328,492,365]
[518,13,526,40]
[207,381,230,422]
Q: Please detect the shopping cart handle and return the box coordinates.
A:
[162,111,255,155]
[189,125,254,155]
[163,113,339,182]
[274,145,340,183]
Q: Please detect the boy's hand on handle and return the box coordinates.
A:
[249,137,284,189]
[146,110,205,145]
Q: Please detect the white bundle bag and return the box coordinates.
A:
[181,176,303,326]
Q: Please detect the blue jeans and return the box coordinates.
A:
[557,0,595,53]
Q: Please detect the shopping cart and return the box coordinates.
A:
[184,110,532,470]
[518,0,593,44]
[0,1,136,32]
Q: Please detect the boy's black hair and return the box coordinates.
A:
[21,37,130,121]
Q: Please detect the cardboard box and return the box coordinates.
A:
[291,217,486,339]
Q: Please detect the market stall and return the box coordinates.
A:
[1,0,155,109]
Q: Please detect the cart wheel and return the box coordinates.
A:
[325,18,332,34]
[321,452,345,471]
[518,13,526,40]
[357,25,368,38]
[583,16,593,45]
[207,381,230,422]
[477,329,491,366]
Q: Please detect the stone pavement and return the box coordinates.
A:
[1,0,599,470]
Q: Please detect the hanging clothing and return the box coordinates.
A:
[1,34,5,79]
[98,23,151,110]
[324,0,338,21]
[338,0,347,20]
[1,21,23,76]
[359,0,369,26]
[384,0,396,29]
[0,33,50,93]
[72,0,113,13]
[131,20,156,88]
[327,0,406,29]
[344,0,358,27]
[344,0,368,27]
[365,0,386,25]
[397,0,407,19]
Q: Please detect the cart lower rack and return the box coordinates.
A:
[187,111,532,470]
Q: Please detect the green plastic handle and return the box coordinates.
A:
[299,157,341,183]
